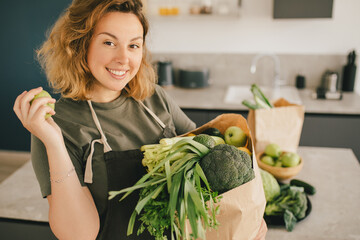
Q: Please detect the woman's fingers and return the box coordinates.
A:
[19,87,44,122]
[13,90,28,120]
[13,87,61,145]
[27,97,56,121]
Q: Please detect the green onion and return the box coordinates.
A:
[109,137,222,240]
[242,84,274,109]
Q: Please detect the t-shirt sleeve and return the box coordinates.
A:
[30,135,51,198]
[30,134,86,198]
[155,86,196,134]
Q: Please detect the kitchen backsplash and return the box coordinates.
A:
[151,53,346,89]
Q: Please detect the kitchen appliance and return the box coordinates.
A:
[322,70,339,93]
[312,70,342,100]
[157,60,173,87]
[295,75,306,89]
[177,67,210,88]
[341,50,357,92]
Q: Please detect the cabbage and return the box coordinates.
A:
[260,169,280,202]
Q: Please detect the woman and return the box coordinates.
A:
[13,0,195,239]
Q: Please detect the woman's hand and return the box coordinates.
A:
[13,87,61,147]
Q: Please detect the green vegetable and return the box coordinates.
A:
[200,144,255,194]
[242,84,273,110]
[251,84,273,108]
[201,127,224,139]
[140,136,194,172]
[259,169,280,202]
[193,134,216,149]
[108,138,221,240]
[211,136,226,145]
[242,99,261,110]
[284,209,297,232]
[265,185,308,232]
[290,179,316,195]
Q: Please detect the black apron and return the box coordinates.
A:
[85,100,175,239]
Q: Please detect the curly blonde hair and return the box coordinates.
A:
[37,0,156,101]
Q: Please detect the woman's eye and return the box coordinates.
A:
[104,41,115,47]
[130,44,140,49]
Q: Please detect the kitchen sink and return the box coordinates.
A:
[223,85,302,105]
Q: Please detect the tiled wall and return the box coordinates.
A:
[151,53,346,89]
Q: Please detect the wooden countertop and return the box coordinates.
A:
[0,147,359,239]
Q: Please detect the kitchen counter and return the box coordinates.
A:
[266,147,360,240]
[0,147,359,239]
[163,85,360,115]
[0,159,48,222]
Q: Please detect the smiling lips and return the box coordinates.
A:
[107,68,127,79]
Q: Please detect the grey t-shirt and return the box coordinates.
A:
[31,85,195,217]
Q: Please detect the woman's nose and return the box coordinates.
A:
[113,47,129,65]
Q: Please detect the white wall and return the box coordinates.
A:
[147,0,360,92]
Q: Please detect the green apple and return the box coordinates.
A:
[224,126,247,147]
[274,160,283,167]
[261,155,275,166]
[279,152,300,167]
[264,143,282,158]
[211,136,226,145]
[30,90,55,119]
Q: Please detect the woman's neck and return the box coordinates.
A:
[88,89,122,103]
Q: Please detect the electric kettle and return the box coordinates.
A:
[157,60,173,87]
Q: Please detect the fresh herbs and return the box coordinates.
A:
[108,137,221,240]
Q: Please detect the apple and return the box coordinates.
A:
[264,143,282,158]
[30,90,55,119]
[224,126,247,147]
[279,152,300,167]
[274,160,283,167]
[261,155,275,166]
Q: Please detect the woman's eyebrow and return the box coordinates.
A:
[130,36,143,42]
[97,32,143,42]
[98,32,118,40]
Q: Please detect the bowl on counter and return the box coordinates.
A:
[256,151,304,180]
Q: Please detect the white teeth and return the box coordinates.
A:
[108,69,126,76]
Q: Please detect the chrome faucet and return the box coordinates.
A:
[250,53,284,87]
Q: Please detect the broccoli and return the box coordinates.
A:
[199,144,255,194]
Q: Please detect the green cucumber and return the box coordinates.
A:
[290,179,316,195]
[202,128,224,138]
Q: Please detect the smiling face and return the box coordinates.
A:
[87,11,144,102]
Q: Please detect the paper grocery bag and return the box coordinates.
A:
[247,98,305,154]
[183,113,266,240]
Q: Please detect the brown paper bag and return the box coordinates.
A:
[247,98,305,154]
[183,113,266,240]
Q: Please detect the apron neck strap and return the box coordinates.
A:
[84,98,167,183]
[136,100,166,129]
[87,100,112,152]
[84,100,112,183]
